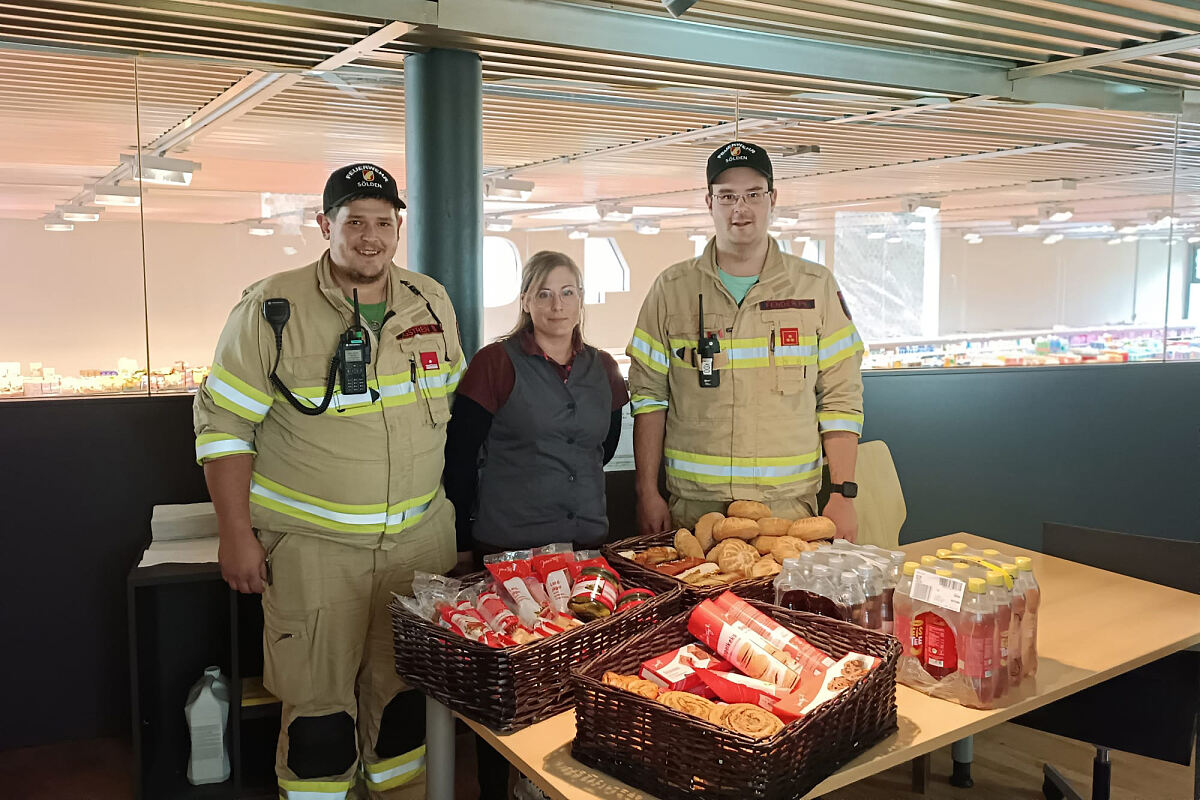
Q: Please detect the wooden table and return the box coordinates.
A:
[431,532,1200,800]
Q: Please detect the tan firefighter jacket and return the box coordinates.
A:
[626,238,864,504]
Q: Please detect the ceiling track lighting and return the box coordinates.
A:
[483,177,535,201]
[120,153,198,186]
[91,184,141,207]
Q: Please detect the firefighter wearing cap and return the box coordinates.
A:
[194,163,464,799]
[627,142,865,539]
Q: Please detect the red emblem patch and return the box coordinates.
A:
[780,328,800,347]
[420,351,440,371]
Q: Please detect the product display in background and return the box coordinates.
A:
[396,547,649,648]
[599,591,882,739]
[774,539,906,631]
[893,543,1041,709]
[607,502,840,600]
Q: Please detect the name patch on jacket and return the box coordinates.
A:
[759,299,815,310]
[397,323,443,339]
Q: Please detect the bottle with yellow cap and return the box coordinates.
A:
[985,571,1012,700]
[960,576,997,706]
[1015,556,1040,677]
[1003,562,1024,684]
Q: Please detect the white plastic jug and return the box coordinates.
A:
[184,665,231,785]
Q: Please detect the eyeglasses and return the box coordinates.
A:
[711,190,771,206]
[531,286,582,306]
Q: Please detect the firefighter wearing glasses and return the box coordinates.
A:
[627,141,865,539]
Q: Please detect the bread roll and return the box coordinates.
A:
[674,529,705,560]
[751,535,784,555]
[713,516,760,541]
[718,545,757,577]
[751,556,782,578]
[771,536,806,562]
[694,512,724,552]
[786,516,838,542]
[756,517,793,536]
[727,500,771,520]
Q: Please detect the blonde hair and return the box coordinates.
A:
[504,250,586,340]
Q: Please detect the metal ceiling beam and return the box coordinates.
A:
[485,117,781,178]
[1008,34,1200,80]
[430,0,1181,115]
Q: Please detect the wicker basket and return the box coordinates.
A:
[389,573,684,733]
[571,600,900,800]
[603,531,778,603]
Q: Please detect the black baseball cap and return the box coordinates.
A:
[322,162,405,214]
[706,141,773,190]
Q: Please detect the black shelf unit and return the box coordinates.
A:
[128,562,280,800]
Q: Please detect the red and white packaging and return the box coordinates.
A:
[569,550,612,580]
[772,652,881,722]
[475,583,531,638]
[435,598,504,649]
[640,644,732,696]
[712,592,836,678]
[688,600,801,690]
[484,550,544,626]
[532,543,576,614]
[695,669,789,711]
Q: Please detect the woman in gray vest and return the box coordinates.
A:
[444,250,628,800]
[446,250,629,560]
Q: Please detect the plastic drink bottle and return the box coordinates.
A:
[917,569,960,681]
[985,570,1011,700]
[1003,562,1024,685]
[774,558,807,611]
[893,562,920,661]
[838,569,868,627]
[960,577,997,707]
[1015,556,1040,676]
[856,564,884,631]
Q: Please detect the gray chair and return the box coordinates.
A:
[1015,522,1199,800]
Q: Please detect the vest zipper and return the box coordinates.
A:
[769,324,780,394]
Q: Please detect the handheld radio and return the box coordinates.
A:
[338,289,371,395]
[697,293,721,388]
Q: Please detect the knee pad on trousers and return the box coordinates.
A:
[287,712,356,778]
[375,690,426,759]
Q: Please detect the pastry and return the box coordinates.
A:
[674,529,706,560]
[712,572,743,583]
[706,539,734,563]
[658,690,718,719]
[635,546,678,566]
[718,544,758,577]
[678,562,720,582]
[713,517,760,541]
[626,679,661,699]
[602,672,635,690]
[690,575,732,588]
[653,556,705,576]
[727,500,771,520]
[771,536,806,562]
[694,512,723,552]
[756,517,793,536]
[751,556,782,578]
[751,535,784,555]
[786,516,838,542]
[709,702,784,739]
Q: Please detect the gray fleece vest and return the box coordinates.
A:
[474,337,611,549]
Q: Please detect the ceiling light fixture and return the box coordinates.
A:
[483,177,535,201]
[485,216,514,232]
[688,230,709,243]
[1042,234,1064,245]
[774,214,799,226]
[886,234,903,244]
[780,144,821,157]
[91,184,141,207]
[120,153,198,186]
[1189,235,1200,243]
[567,227,589,240]
[1015,219,1040,234]
[1106,237,1123,245]
[867,231,886,240]
[633,218,661,235]
[44,220,73,232]
[596,203,633,222]
[1040,205,1074,223]
[901,197,940,217]
[248,225,275,237]
[1122,234,1139,242]
[57,204,102,222]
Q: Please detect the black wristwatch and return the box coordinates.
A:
[829,481,859,499]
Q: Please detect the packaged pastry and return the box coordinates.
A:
[434,594,504,648]
[640,643,732,695]
[711,591,836,677]
[772,652,881,723]
[484,551,544,626]
[531,543,576,614]
[653,556,706,576]
[695,669,789,711]
[687,600,800,690]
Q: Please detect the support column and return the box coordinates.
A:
[404,48,484,357]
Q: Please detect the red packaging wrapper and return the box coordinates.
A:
[712,591,836,678]
[772,652,882,722]
[616,588,656,614]
[475,584,523,636]
[532,543,576,614]
[569,550,615,581]
[688,600,801,690]
[696,669,789,711]
[436,600,503,648]
[639,644,731,697]
[484,550,543,625]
